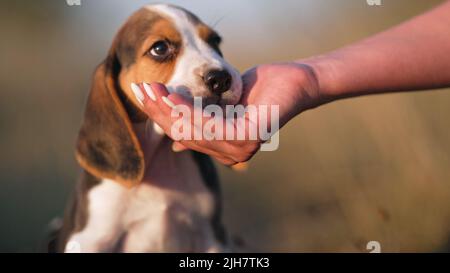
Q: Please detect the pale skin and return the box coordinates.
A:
[139,1,450,165]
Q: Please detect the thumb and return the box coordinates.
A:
[172,141,188,153]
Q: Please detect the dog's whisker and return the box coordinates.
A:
[211,14,227,29]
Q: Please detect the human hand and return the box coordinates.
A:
[133,62,321,165]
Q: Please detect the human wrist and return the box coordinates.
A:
[296,54,344,109]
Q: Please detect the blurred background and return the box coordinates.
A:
[1,0,449,252]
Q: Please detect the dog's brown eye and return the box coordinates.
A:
[149,40,171,60]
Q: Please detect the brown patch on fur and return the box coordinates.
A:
[197,22,223,56]
[75,10,156,188]
[197,24,214,41]
[118,9,182,114]
[75,59,144,187]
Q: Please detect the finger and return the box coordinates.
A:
[135,83,244,163]
[142,82,173,117]
[146,82,170,99]
[146,83,189,132]
[131,82,159,116]
[137,83,179,134]
[231,162,249,172]
[172,142,188,153]
[175,138,238,163]
[147,85,206,142]
[214,156,237,166]
[150,85,227,141]
[149,82,177,113]
[147,83,252,160]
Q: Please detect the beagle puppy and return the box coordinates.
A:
[51,4,243,253]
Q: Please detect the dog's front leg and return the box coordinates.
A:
[64,179,129,253]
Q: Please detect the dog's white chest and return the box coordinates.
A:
[122,180,217,252]
[66,147,224,253]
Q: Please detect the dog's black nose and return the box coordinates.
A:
[204,69,232,95]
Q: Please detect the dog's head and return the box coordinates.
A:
[75,4,242,187]
[121,4,242,106]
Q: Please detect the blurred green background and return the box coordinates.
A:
[1,0,449,252]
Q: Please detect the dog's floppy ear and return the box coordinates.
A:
[75,43,144,188]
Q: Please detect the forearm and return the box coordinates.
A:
[301,1,450,104]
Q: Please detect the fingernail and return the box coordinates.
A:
[131,83,144,106]
[162,96,176,108]
[153,123,164,135]
[231,162,249,172]
[172,142,185,153]
[143,82,156,101]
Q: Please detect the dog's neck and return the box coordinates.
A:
[133,121,165,164]
[132,121,203,191]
